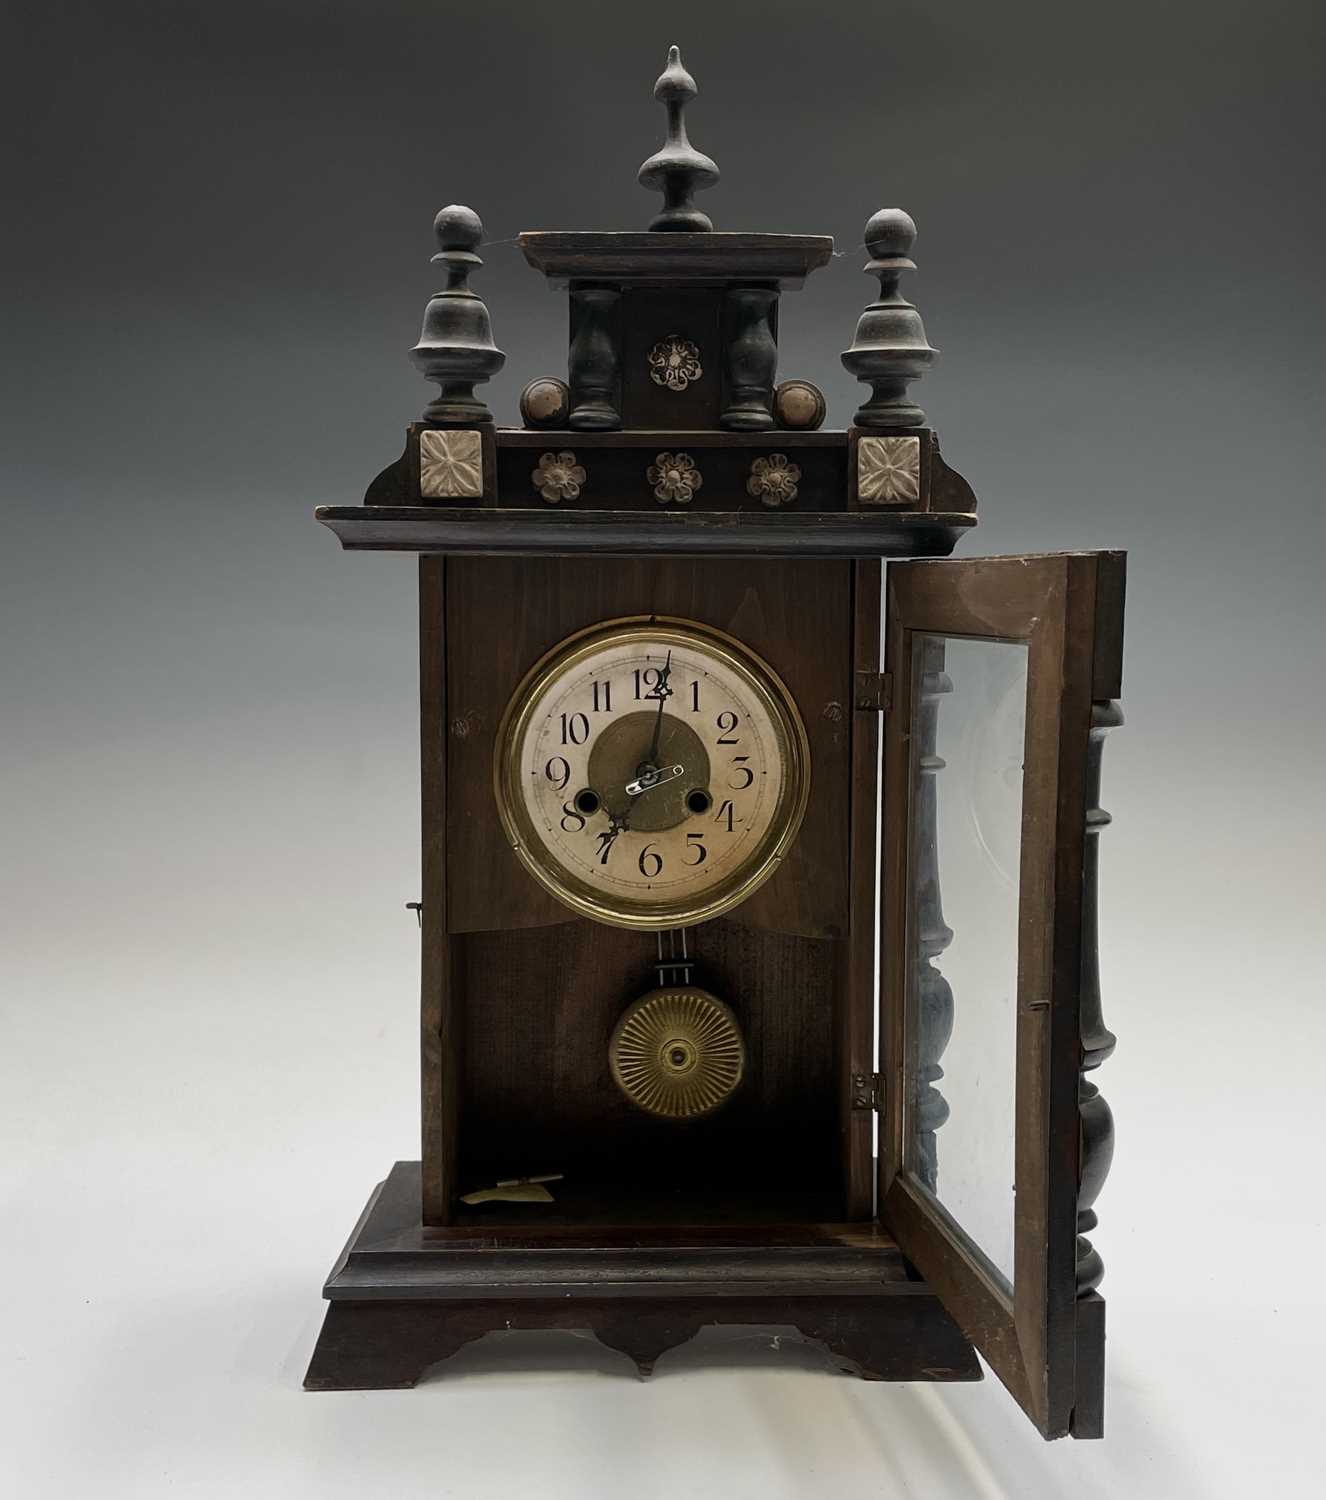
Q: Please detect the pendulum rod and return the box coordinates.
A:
[655,926,694,988]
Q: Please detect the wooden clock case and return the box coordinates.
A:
[304,50,1124,1444]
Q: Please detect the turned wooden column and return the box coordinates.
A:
[911,637,955,1192]
[567,286,621,430]
[720,286,778,430]
[1076,700,1121,1295]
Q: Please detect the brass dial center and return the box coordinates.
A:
[586,710,710,832]
[664,1039,696,1072]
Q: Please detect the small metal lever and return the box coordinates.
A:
[626,763,686,796]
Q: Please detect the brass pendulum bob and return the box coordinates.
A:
[609,930,745,1121]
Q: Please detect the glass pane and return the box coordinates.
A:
[906,634,1028,1288]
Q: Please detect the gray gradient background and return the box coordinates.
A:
[3,1,1324,1495]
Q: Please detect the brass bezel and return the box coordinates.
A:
[493,615,811,930]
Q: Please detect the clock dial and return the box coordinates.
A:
[494,617,810,929]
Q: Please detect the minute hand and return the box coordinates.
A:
[645,649,673,767]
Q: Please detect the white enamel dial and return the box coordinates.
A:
[494,617,810,930]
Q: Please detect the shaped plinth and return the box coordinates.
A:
[518,232,833,289]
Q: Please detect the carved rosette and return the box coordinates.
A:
[912,638,956,1191]
[746,453,801,508]
[532,451,586,505]
[419,428,483,499]
[1077,700,1122,1296]
[858,435,921,506]
[648,335,702,392]
[647,451,702,505]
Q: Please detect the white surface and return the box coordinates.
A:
[4,760,1323,1498]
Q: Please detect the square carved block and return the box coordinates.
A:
[857,435,921,507]
[419,429,484,499]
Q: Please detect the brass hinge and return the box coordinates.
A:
[853,671,892,713]
[851,1072,881,1111]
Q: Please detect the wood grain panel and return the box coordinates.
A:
[419,558,458,1224]
[841,561,880,1217]
[441,555,854,938]
[455,916,840,1198]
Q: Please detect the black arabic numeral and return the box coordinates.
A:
[716,709,739,744]
[716,799,736,831]
[592,680,612,713]
[638,844,663,879]
[544,756,571,791]
[684,833,707,866]
[560,801,587,832]
[729,756,754,789]
[690,680,701,712]
[560,711,590,745]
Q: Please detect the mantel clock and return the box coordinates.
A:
[305,48,1126,1443]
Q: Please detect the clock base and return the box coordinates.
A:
[303,1162,980,1391]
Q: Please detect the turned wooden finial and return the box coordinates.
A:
[637,45,720,233]
[841,208,937,429]
[410,204,505,423]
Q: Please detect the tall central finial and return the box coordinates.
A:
[637,45,720,233]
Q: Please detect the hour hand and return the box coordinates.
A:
[625,763,685,797]
[595,809,629,865]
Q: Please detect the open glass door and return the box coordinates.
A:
[879,552,1125,1440]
